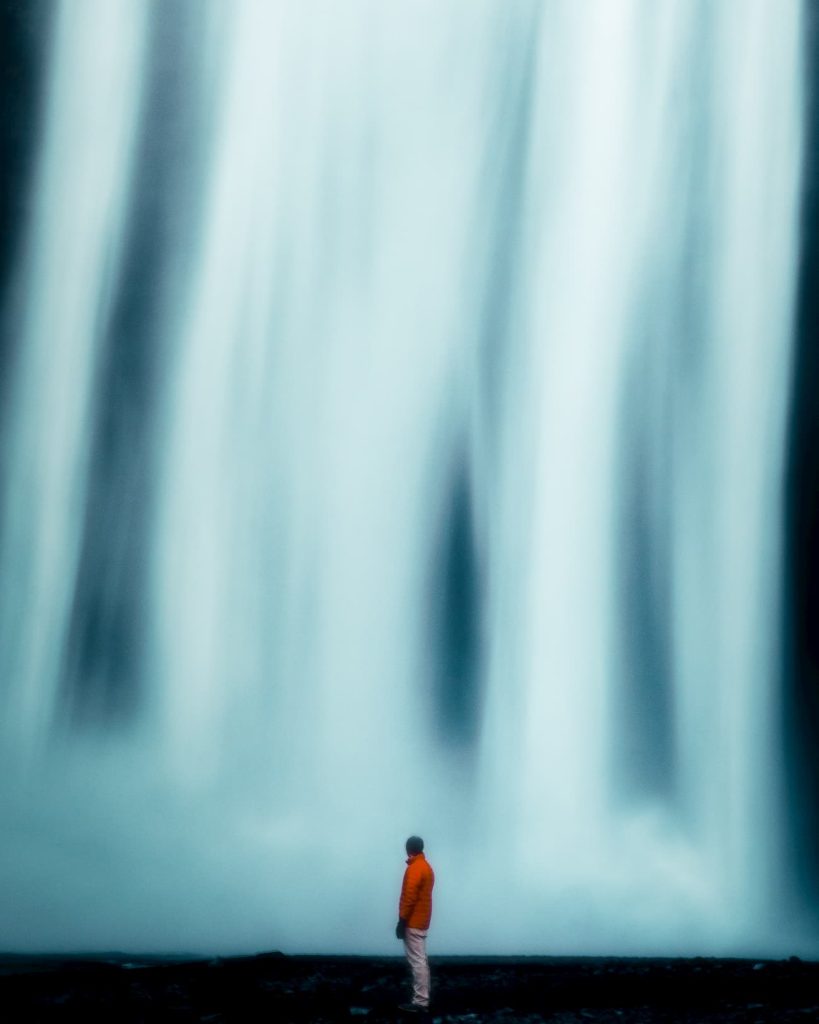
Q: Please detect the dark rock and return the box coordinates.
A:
[1,952,819,1021]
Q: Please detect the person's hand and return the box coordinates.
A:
[395,919,407,940]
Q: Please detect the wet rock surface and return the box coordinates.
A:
[0,952,817,1022]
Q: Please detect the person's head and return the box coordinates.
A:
[405,835,424,856]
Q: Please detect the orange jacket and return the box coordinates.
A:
[399,852,434,929]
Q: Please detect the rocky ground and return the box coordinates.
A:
[0,952,817,1023]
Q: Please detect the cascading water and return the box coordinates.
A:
[0,0,808,955]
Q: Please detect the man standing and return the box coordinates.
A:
[396,835,434,1013]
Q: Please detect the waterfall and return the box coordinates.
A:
[0,0,806,955]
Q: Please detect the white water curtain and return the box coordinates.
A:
[0,0,805,955]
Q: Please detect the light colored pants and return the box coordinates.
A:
[403,927,430,1008]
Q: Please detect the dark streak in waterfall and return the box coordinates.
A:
[0,0,52,559]
[614,339,675,805]
[782,1,819,927]
[0,0,51,375]
[431,458,484,752]
[59,4,209,725]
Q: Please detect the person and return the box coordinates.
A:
[395,835,434,1013]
